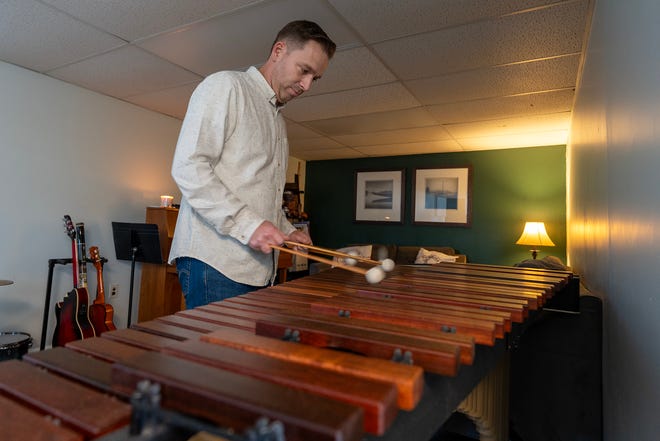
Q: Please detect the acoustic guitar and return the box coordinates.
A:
[52,215,96,347]
[88,246,116,334]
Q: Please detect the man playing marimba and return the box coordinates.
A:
[169,21,336,308]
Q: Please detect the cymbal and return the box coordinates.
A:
[0,280,14,286]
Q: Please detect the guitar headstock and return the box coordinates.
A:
[63,215,76,240]
[89,246,102,269]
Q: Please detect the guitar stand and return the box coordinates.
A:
[40,256,107,351]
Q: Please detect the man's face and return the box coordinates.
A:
[269,40,329,104]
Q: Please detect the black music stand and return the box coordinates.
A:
[111,222,163,327]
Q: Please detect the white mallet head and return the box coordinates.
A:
[343,250,358,266]
[380,258,395,272]
[365,266,386,284]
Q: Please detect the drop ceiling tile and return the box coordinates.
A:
[291,148,366,161]
[136,0,360,76]
[427,89,575,124]
[288,137,344,150]
[283,82,420,121]
[457,130,569,150]
[305,46,396,96]
[123,82,200,120]
[406,55,580,105]
[41,0,261,41]
[333,126,452,147]
[284,118,321,139]
[329,0,558,43]
[285,120,325,139]
[373,0,590,79]
[48,45,202,98]
[305,107,438,135]
[355,139,462,157]
[444,112,572,139]
[0,0,125,72]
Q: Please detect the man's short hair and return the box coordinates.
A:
[272,20,336,59]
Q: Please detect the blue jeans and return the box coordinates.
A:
[176,257,265,309]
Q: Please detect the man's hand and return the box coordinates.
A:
[248,221,287,253]
[286,229,312,250]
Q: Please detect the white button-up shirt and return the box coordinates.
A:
[169,66,296,285]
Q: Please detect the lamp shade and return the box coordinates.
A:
[516,222,555,247]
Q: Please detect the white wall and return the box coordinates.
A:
[568,0,660,439]
[0,61,182,349]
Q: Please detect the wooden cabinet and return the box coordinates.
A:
[137,207,183,322]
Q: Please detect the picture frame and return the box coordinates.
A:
[412,166,472,226]
[354,169,404,224]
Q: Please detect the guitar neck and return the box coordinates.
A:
[75,223,88,289]
[92,252,106,304]
[71,239,79,288]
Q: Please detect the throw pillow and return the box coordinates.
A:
[414,247,458,264]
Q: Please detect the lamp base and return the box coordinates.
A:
[530,250,539,259]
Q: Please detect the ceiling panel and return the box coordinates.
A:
[456,130,569,150]
[405,55,580,105]
[0,0,594,160]
[123,81,201,120]
[328,0,559,43]
[48,45,202,98]
[303,107,440,136]
[355,140,462,157]
[285,120,326,139]
[290,147,366,161]
[373,0,590,79]
[0,0,125,72]
[40,0,261,41]
[445,112,572,139]
[332,126,453,147]
[283,82,421,121]
[288,136,345,151]
[136,0,361,76]
[426,89,575,124]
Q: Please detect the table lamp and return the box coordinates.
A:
[516,221,555,259]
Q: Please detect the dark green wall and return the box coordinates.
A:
[305,145,566,266]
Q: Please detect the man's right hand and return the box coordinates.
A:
[248,221,287,254]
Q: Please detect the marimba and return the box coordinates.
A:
[0,262,577,441]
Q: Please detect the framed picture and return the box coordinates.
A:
[412,166,472,226]
[354,169,404,224]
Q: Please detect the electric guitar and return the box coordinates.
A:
[88,246,116,334]
[52,215,96,346]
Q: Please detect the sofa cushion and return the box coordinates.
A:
[414,247,460,264]
[346,243,466,264]
[396,246,457,264]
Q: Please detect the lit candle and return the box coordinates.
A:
[160,195,174,207]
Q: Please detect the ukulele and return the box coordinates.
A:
[88,246,116,334]
[52,216,96,346]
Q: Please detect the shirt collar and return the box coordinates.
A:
[247,66,285,110]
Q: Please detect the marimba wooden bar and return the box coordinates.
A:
[0,262,577,441]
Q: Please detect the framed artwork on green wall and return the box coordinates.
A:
[412,166,472,226]
[354,169,404,224]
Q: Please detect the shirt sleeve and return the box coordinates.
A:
[171,75,264,244]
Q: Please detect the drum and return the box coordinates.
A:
[0,332,32,361]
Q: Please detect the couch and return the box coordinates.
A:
[369,244,467,265]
